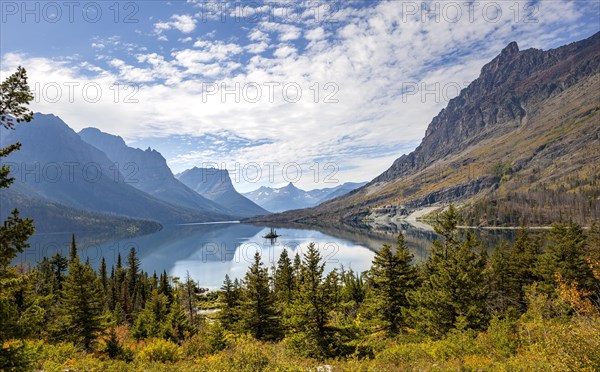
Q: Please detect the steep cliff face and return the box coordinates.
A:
[253,32,600,226]
[375,33,600,183]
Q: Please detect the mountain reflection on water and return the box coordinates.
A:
[19,221,515,289]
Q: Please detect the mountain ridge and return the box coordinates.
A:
[1,113,233,224]
[79,127,235,217]
[249,32,600,226]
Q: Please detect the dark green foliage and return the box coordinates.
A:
[69,234,77,263]
[49,252,68,292]
[133,289,169,340]
[126,247,141,315]
[0,66,34,128]
[273,249,295,307]
[0,67,35,347]
[60,258,106,350]
[536,223,598,296]
[488,227,541,314]
[218,274,242,330]
[338,268,365,321]
[240,252,280,341]
[287,243,335,358]
[206,323,228,353]
[363,233,417,335]
[408,205,489,337]
[164,300,194,342]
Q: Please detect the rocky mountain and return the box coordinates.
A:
[242,182,367,213]
[0,113,232,224]
[79,128,234,217]
[176,167,268,218]
[251,32,600,226]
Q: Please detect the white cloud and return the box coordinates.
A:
[273,45,297,58]
[154,14,197,34]
[246,41,269,54]
[260,22,301,42]
[3,0,597,190]
[305,27,325,41]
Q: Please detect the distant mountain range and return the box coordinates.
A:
[242,182,367,213]
[1,114,269,232]
[1,113,367,232]
[251,32,600,226]
[79,128,234,217]
[0,114,235,230]
[176,167,268,218]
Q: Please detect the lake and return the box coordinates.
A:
[17,221,515,289]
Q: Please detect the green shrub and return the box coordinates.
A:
[137,338,182,363]
[0,339,39,371]
[376,342,431,365]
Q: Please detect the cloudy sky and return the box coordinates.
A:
[1,0,598,192]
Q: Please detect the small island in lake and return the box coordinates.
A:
[263,227,280,239]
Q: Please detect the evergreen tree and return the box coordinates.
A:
[408,206,488,337]
[49,252,68,292]
[159,270,173,303]
[0,67,35,346]
[61,257,105,349]
[219,274,241,330]
[182,271,203,326]
[274,249,295,307]
[126,247,140,313]
[339,268,365,321]
[99,257,108,297]
[164,299,194,342]
[536,223,598,296]
[363,233,417,335]
[488,227,541,314]
[586,222,600,283]
[133,289,169,339]
[69,234,77,263]
[287,243,334,358]
[241,252,280,340]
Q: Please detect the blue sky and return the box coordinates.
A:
[1,0,599,192]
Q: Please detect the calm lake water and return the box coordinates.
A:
[17,222,515,289]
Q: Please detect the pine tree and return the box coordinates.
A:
[586,222,600,282]
[488,227,541,314]
[536,223,598,295]
[182,271,202,326]
[159,270,173,304]
[363,233,417,335]
[0,67,35,347]
[218,274,241,330]
[69,234,77,263]
[408,206,488,337]
[61,257,105,349]
[99,257,108,298]
[133,289,169,340]
[274,249,295,307]
[126,247,140,313]
[164,299,194,342]
[339,268,365,321]
[241,252,280,340]
[49,252,68,292]
[287,243,334,358]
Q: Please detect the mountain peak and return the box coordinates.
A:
[501,41,519,57]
